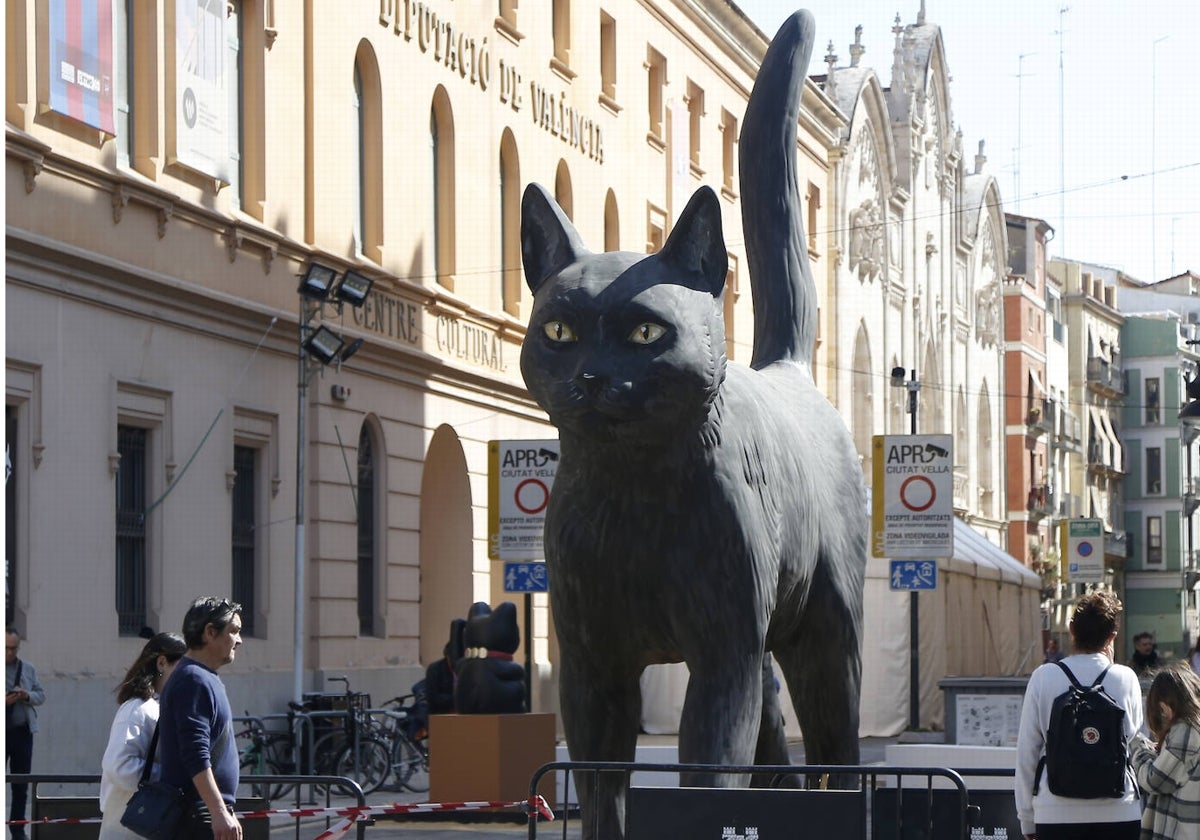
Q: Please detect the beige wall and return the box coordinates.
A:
[5,0,838,772]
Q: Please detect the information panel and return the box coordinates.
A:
[488,440,559,560]
[871,435,954,558]
[1063,518,1104,583]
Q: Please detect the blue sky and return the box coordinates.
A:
[734,1,1200,284]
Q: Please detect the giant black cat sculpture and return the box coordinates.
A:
[519,10,866,838]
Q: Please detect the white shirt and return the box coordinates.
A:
[1014,653,1145,835]
[98,696,160,840]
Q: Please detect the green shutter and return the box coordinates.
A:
[1167,438,1181,497]
[1167,510,1182,571]
[1125,509,1144,569]
[1124,368,1142,428]
[1126,441,1142,501]
[1167,366,1181,414]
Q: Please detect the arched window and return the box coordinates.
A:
[500,129,521,317]
[852,323,874,475]
[555,160,573,220]
[977,383,994,517]
[357,422,380,637]
[604,189,619,252]
[354,42,384,262]
[430,88,456,289]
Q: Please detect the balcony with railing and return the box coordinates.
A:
[1185,478,1200,516]
[953,467,969,512]
[1026,397,1054,435]
[1028,483,1055,518]
[1104,529,1131,560]
[1054,408,1083,452]
[1086,355,1127,396]
[1088,438,1125,477]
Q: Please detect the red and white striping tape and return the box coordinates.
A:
[9,795,555,834]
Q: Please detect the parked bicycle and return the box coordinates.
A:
[372,694,430,793]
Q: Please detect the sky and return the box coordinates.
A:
[733,0,1200,285]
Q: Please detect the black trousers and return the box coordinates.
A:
[1035,820,1141,840]
[5,725,33,838]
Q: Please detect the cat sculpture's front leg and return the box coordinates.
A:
[676,652,764,788]
[559,652,642,840]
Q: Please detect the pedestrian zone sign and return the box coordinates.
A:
[890,560,937,591]
[488,439,559,560]
[1063,518,1104,584]
[871,434,954,558]
[504,562,549,593]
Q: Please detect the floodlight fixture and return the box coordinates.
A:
[340,337,365,363]
[303,325,346,365]
[335,270,374,308]
[890,366,907,387]
[299,262,340,300]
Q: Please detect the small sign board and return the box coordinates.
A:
[871,435,954,558]
[488,440,559,560]
[503,562,549,593]
[1064,518,1104,583]
[889,560,938,591]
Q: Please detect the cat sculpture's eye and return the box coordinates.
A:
[629,323,666,345]
[544,321,577,342]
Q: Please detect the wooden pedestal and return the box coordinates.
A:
[429,712,557,804]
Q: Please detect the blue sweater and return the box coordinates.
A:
[158,657,238,806]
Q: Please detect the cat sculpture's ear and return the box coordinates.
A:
[521,183,590,294]
[656,186,727,298]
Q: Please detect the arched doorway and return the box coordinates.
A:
[418,424,473,667]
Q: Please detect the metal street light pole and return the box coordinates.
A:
[294,296,318,704]
[907,369,921,730]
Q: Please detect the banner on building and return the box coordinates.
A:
[48,0,115,133]
[871,435,954,559]
[175,0,229,180]
[487,440,559,560]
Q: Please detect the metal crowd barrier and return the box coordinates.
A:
[526,761,995,839]
[9,772,372,840]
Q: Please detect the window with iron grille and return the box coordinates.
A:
[116,425,147,636]
[232,445,257,636]
[357,425,378,636]
[6,406,17,627]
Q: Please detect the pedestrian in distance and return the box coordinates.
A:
[1015,590,1145,840]
[6,626,46,840]
[99,631,187,839]
[1130,632,1163,679]
[159,597,244,840]
[1044,638,1065,663]
[1128,665,1200,840]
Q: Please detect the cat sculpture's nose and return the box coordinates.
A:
[576,372,604,397]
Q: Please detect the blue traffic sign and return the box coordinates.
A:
[890,560,937,591]
[503,562,549,593]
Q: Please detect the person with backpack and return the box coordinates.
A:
[1016,590,1145,839]
[1128,666,1200,840]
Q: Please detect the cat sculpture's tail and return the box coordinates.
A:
[740,10,819,373]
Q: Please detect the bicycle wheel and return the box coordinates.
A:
[240,754,270,799]
[333,737,391,795]
[392,735,429,793]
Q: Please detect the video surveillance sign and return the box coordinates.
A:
[871,435,954,559]
[488,439,559,560]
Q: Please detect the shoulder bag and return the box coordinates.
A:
[119,722,190,840]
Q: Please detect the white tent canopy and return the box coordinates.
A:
[641,516,1042,738]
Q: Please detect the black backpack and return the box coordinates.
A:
[1033,661,1128,799]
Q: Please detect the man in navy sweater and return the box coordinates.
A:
[160,597,244,840]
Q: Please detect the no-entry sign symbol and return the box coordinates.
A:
[514,478,550,515]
